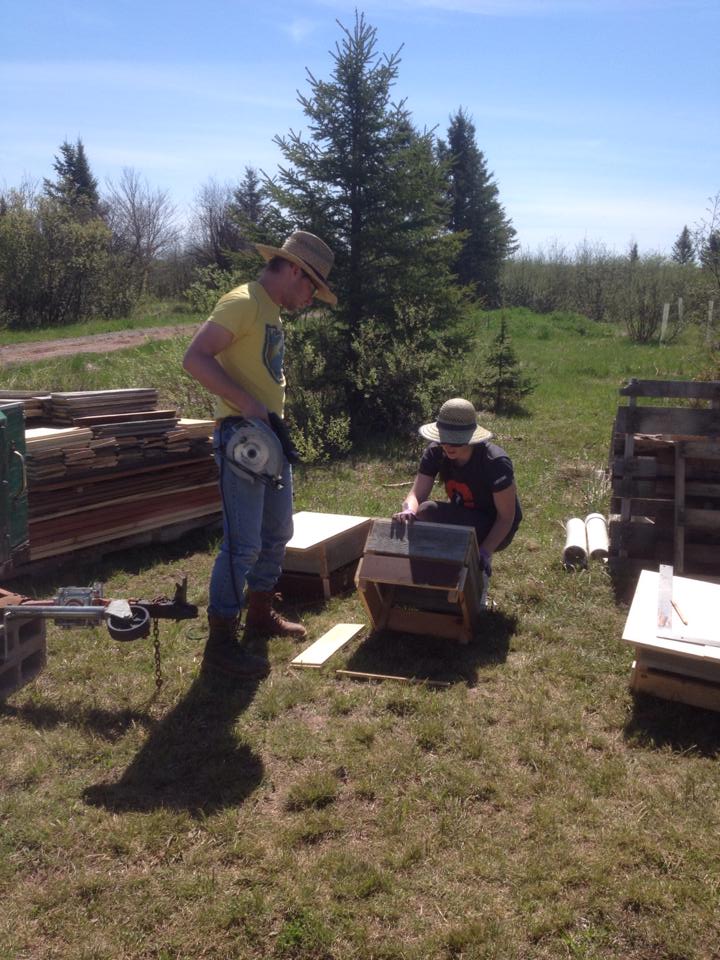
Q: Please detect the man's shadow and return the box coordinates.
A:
[83,661,264,817]
[344,608,516,686]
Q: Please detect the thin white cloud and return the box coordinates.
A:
[282,18,317,43]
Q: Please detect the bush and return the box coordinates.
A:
[501,243,710,342]
[0,190,136,329]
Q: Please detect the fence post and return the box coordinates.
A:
[706,300,715,344]
[678,296,684,327]
[660,302,670,342]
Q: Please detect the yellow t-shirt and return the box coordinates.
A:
[209,280,286,419]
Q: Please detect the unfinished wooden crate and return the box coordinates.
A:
[354,519,487,644]
[609,378,720,580]
[623,568,720,712]
[278,512,372,600]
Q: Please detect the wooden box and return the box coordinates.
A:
[354,519,487,644]
[622,568,720,712]
[279,511,372,600]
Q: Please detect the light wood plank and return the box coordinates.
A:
[290,623,364,668]
[286,511,370,551]
[623,569,720,662]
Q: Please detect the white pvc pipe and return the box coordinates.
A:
[563,517,588,567]
[585,513,609,560]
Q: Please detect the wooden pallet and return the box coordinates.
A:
[609,378,720,580]
[355,519,487,644]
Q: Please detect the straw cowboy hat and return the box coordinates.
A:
[419,398,493,445]
[255,231,337,306]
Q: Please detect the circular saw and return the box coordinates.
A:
[223,418,285,488]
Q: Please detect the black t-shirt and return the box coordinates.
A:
[418,441,522,526]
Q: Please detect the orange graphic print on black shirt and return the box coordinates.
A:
[445,480,475,508]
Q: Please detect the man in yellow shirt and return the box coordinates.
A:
[183,231,336,679]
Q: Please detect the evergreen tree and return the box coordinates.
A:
[478,315,535,413]
[43,138,100,217]
[232,166,267,230]
[439,109,516,307]
[266,12,465,434]
[672,225,695,265]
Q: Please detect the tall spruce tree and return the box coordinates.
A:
[672,225,695,265]
[43,138,100,218]
[266,12,464,434]
[439,109,516,307]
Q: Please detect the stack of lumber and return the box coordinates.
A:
[0,391,49,421]
[20,389,221,563]
[608,378,720,580]
[49,388,159,424]
[24,427,113,481]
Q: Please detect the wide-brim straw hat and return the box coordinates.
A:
[419,398,492,445]
[255,231,337,305]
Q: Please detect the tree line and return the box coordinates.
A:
[1,13,717,444]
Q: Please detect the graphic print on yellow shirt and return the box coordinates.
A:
[263,324,285,384]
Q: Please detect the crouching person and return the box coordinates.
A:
[393,398,522,580]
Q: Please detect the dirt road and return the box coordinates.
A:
[0,323,198,367]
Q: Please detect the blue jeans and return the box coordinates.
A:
[209,421,294,619]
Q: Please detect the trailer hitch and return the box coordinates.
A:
[1,577,198,642]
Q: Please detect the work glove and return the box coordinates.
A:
[479,547,493,578]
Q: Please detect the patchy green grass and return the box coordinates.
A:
[2,311,720,959]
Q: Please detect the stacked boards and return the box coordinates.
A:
[609,378,720,580]
[8,389,221,573]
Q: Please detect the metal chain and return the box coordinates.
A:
[152,619,163,691]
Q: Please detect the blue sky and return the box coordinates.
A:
[2,0,717,254]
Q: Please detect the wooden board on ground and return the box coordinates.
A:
[290,623,364,668]
[335,669,451,688]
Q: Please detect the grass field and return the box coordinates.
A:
[2,309,720,960]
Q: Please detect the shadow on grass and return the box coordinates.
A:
[0,701,154,741]
[344,608,516,686]
[9,525,221,600]
[82,667,264,816]
[624,693,720,758]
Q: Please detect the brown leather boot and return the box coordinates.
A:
[244,591,307,640]
[202,612,270,679]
